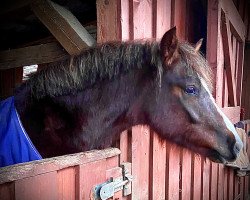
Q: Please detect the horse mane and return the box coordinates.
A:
[16,41,213,99]
[24,42,161,99]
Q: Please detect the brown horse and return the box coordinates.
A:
[2,27,242,166]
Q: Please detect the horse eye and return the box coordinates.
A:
[185,86,197,95]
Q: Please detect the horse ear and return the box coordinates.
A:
[194,38,203,53]
[160,27,179,66]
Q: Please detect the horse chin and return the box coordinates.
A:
[207,150,236,164]
[208,155,226,164]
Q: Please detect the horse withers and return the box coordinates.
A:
[0,27,243,167]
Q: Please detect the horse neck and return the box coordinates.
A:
[57,67,155,150]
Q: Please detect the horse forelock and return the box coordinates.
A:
[25,41,162,99]
[178,42,213,92]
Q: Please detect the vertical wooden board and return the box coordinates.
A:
[239,177,244,200]
[223,167,228,200]
[0,182,15,200]
[217,164,224,200]
[15,172,57,200]
[120,0,130,40]
[224,72,229,107]
[97,0,119,43]
[120,130,130,163]
[234,174,239,199]
[192,154,202,200]
[57,167,76,200]
[132,0,153,39]
[202,158,210,200]
[236,42,244,106]
[173,0,187,39]
[206,0,221,100]
[232,35,237,79]
[166,143,180,200]
[180,149,192,200]
[244,176,249,199]
[76,159,107,200]
[150,132,166,200]
[154,0,171,39]
[217,35,225,106]
[228,169,234,200]
[131,125,150,199]
[210,163,218,200]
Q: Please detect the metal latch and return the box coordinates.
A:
[93,162,132,200]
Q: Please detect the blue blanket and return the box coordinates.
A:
[0,97,42,167]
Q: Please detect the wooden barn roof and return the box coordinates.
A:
[0,0,97,70]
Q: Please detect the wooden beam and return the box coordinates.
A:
[236,42,245,106]
[0,42,68,70]
[207,0,223,105]
[221,0,246,41]
[221,11,237,106]
[31,0,96,55]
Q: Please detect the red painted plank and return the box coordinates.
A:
[15,172,57,200]
[97,0,119,43]
[239,177,244,200]
[173,0,187,39]
[234,174,240,199]
[57,167,76,200]
[210,163,218,200]
[202,158,210,200]
[217,36,225,107]
[232,35,237,80]
[206,0,220,99]
[0,182,15,200]
[244,176,249,199]
[236,42,245,106]
[217,164,224,200]
[166,143,180,200]
[180,149,192,200]
[223,72,229,107]
[132,0,153,39]
[119,130,130,163]
[154,0,171,39]
[150,131,166,199]
[120,0,130,41]
[223,167,228,200]
[131,125,150,199]
[228,169,234,200]
[192,154,201,200]
[76,159,107,200]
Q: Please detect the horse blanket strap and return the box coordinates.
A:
[0,96,42,167]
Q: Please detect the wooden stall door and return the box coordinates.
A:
[0,148,126,200]
[207,0,245,123]
[207,0,249,199]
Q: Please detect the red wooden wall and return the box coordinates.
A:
[97,0,250,199]
[0,0,249,200]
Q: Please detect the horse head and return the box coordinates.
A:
[146,27,243,163]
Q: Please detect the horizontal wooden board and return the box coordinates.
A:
[0,148,120,184]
